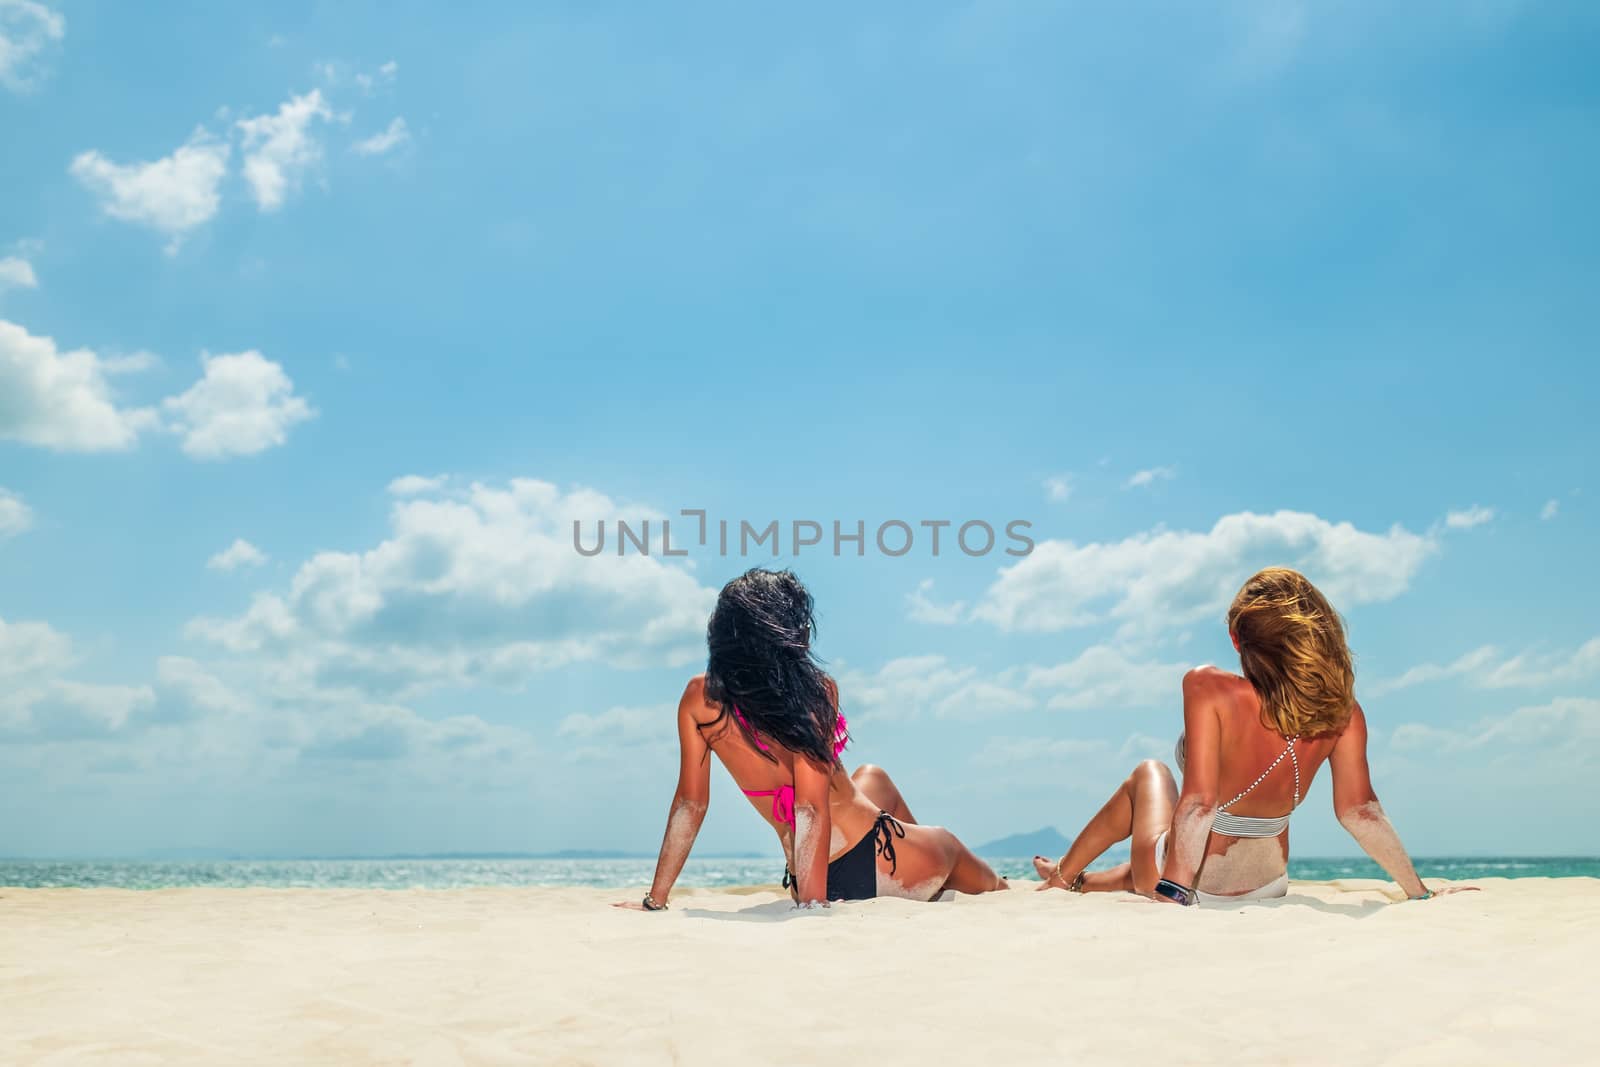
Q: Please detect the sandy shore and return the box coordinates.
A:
[2,878,1593,1065]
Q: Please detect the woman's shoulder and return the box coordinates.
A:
[1182,664,1247,692]
[680,674,719,714]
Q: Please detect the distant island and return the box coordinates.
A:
[972,827,1073,857]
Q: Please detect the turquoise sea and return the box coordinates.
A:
[2,856,1595,890]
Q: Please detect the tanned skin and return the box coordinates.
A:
[616,675,1006,909]
[1035,660,1477,903]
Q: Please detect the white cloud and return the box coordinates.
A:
[836,655,1035,723]
[1390,698,1600,764]
[0,614,73,681]
[236,90,334,211]
[841,643,1185,724]
[161,351,315,459]
[69,130,230,252]
[972,734,1108,769]
[905,578,965,624]
[1368,645,1500,696]
[0,610,535,780]
[208,538,268,572]
[1371,637,1600,696]
[353,117,409,156]
[0,615,155,741]
[1043,474,1072,502]
[557,705,675,761]
[0,318,159,451]
[185,478,717,697]
[0,255,36,290]
[1125,466,1175,489]
[388,474,446,496]
[0,0,64,92]
[969,509,1436,634]
[2,321,308,461]
[1444,505,1495,529]
[1023,644,1188,710]
[1540,499,1560,521]
[0,487,31,538]
[101,350,159,374]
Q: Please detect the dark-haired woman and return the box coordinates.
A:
[618,568,1007,909]
[1033,567,1471,905]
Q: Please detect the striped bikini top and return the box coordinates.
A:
[1177,733,1301,839]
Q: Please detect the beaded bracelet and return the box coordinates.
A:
[642,893,668,911]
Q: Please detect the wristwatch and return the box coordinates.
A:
[1153,878,1197,906]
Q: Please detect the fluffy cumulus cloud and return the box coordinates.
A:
[207,538,267,572]
[0,254,37,290]
[967,510,1436,635]
[236,90,334,211]
[557,704,675,762]
[905,578,965,624]
[0,0,64,92]
[0,486,31,538]
[69,131,230,252]
[353,117,410,157]
[0,611,535,784]
[161,351,315,459]
[2,321,312,459]
[186,479,718,697]
[1022,644,1189,711]
[0,615,73,681]
[838,641,1187,725]
[835,654,1031,724]
[0,615,155,740]
[0,318,159,451]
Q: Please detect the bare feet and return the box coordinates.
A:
[1033,855,1076,892]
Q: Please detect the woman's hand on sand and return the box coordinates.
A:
[1414,884,1480,899]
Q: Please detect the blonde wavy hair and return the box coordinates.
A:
[1227,567,1355,738]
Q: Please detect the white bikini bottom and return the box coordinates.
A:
[1153,831,1289,904]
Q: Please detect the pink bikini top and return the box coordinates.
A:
[732,705,849,828]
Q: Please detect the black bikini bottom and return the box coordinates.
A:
[784,811,907,901]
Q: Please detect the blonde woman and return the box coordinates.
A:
[1034,567,1471,905]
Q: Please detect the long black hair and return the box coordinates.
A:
[702,568,845,768]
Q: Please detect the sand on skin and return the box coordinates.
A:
[1,878,1594,1066]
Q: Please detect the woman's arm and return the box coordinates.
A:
[1159,669,1222,897]
[790,754,833,906]
[1329,702,1430,899]
[617,680,712,910]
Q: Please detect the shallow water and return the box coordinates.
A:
[2,855,1595,890]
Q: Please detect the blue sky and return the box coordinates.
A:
[1,1,1596,859]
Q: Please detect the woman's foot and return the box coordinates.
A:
[1033,855,1078,891]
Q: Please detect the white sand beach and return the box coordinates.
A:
[2,878,1594,1065]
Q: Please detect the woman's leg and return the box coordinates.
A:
[1034,760,1178,894]
[847,764,1004,898]
[876,822,1007,899]
[851,763,917,824]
